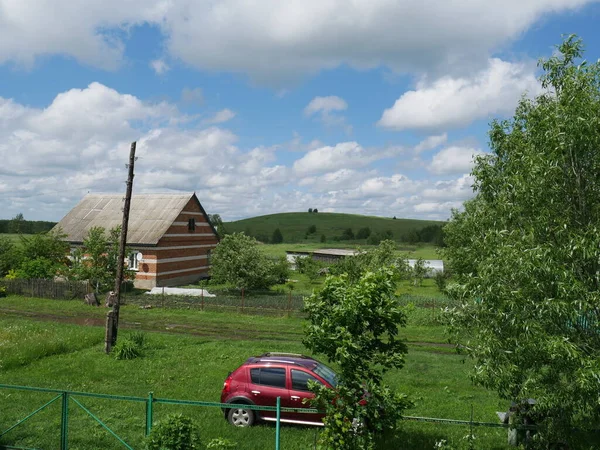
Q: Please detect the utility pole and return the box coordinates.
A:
[105,141,136,354]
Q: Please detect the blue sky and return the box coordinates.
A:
[1,0,600,221]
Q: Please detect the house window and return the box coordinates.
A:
[128,252,140,271]
[188,218,196,231]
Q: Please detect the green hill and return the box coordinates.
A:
[224,212,444,244]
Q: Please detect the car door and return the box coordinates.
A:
[283,368,326,424]
[247,366,288,419]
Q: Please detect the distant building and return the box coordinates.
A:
[286,248,359,267]
[54,193,219,289]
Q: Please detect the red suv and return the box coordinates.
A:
[220,353,338,427]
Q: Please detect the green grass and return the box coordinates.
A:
[0,233,27,243]
[225,212,442,244]
[0,296,512,449]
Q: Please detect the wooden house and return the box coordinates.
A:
[54,193,219,289]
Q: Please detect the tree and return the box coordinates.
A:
[320,234,326,243]
[0,237,20,277]
[304,268,411,449]
[208,214,227,238]
[313,208,318,213]
[307,224,317,235]
[13,230,69,279]
[271,228,283,244]
[70,226,132,293]
[210,233,285,291]
[443,36,600,446]
[8,213,25,234]
[308,208,313,213]
[356,227,371,239]
[340,228,354,240]
[410,258,429,287]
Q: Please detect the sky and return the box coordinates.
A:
[1,1,600,222]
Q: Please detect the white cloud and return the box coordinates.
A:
[414,134,448,153]
[150,59,170,75]
[304,96,351,133]
[293,142,369,176]
[378,59,542,131]
[0,82,479,222]
[205,109,236,124]
[0,1,593,80]
[304,96,347,116]
[429,146,485,175]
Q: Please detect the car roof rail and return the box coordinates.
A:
[260,352,311,359]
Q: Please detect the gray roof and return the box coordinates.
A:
[54,193,202,246]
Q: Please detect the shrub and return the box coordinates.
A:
[146,414,201,450]
[340,228,354,240]
[113,338,142,360]
[356,227,371,239]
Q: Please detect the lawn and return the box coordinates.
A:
[0,296,511,450]
[0,233,26,243]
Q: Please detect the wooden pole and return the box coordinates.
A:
[105,142,136,354]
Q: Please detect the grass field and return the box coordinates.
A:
[0,233,25,243]
[225,212,443,244]
[0,296,513,450]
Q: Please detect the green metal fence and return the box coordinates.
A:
[0,384,309,450]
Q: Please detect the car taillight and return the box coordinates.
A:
[223,375,232,394]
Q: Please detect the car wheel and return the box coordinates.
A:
[227,405,255,427]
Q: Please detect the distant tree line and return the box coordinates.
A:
[0,213,56,234]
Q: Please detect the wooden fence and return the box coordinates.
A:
[1,279,90,300]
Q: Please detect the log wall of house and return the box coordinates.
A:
[133,198,219,289]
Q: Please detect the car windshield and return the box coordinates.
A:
[312,362,338,387]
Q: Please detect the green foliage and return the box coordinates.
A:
[206,438,237,449]
[0,237,21,277]
[356,227,371,239]
[366,230,393,246]
[14,257,60,280]
[320,234,326,243]
[112,338,143,360]
[69,226,133,292]
[146,414,201,450]
[0,214,55,234]
[19,230,69,263]
[304,268,411,449]
[340,228,354,240]
[411,258,429,287]
[314,208,318,213]
[329,240,409,284]
[271,227,283,244]
[295,256,323,283]
[129,331,147,348]
[210,233,289,291]
[208,214,227,238]
[443,35,600,446]
[307,224,317,235]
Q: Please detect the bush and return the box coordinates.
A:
[340,228,354,240]
[129,331,147,348]
[307,224,317,234]
[356,227,371,239]
[146,414,201,450]
[113,338,142,360]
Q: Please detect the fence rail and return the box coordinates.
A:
[0,384,538,450]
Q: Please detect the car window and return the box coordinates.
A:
[291,369,321,391]
[249,367,286,388]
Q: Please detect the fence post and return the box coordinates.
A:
[275,396,281,450]
[146,392,154,436]
[60,392,69,450]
